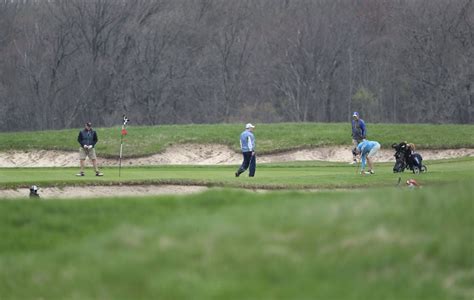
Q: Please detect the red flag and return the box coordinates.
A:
[121,128,128,136]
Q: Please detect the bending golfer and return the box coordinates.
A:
[76,122,103,177]
[351,111,366,164]
[235,123,256,177]
[356,139,380,175]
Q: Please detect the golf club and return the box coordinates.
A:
[396,176,402,188]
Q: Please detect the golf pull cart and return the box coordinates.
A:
[392,142,427,174]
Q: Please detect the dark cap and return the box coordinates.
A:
[85,122,92,127]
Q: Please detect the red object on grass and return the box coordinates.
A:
[121,128,128,136]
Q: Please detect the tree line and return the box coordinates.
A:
[0,0,472,131]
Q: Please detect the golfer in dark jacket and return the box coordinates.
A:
[76,122,103,176]
[351,111,366,164]
[235,123,256,177]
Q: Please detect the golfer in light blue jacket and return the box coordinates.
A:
[356,140,381,175]
[235,123,256,177]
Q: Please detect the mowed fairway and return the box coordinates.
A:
[0,184,472,300]
[0,157,473,190]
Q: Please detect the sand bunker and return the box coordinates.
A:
[0,144,472,167]
[0,185,208,199]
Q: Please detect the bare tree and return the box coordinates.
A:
[395,0,474,123]
[0,0,472,131]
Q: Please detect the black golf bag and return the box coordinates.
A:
[392,142,408,173]
[391,142,427,174]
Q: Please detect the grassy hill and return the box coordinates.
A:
[0,123,473,157]
[0,183,472,300]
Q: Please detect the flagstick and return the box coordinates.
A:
[118,115,129,178]
[119,133,123,177]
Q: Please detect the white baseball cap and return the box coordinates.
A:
[245,123,255,129]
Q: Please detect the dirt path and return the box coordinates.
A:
[0,144,472,167]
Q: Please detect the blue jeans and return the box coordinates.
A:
[237,152,256,177]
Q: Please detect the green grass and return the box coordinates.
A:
[0,123,473,157]
[1,123,472,299]
[1,157,473,190]
[0,183,472,300]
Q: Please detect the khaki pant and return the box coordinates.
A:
[79,147,97,160]
[367,142,381,158]
[352,139,360,150]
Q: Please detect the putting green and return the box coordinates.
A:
[0,158,472,190]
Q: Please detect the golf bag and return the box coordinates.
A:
[391,142,427,174]
[392,142,408,172]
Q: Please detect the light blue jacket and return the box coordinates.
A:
[240,130,255,152]
[357,140,380,169]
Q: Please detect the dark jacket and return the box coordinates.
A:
[78,129,98,148]
[351,119,366,141]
